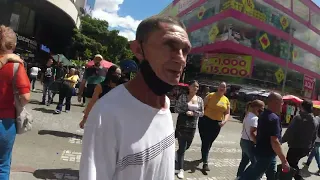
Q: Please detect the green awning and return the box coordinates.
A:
[52,54,73,66]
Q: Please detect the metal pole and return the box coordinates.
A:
[281,25,294,95]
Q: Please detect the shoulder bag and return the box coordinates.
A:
[13,63,33,134]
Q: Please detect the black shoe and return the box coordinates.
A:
[203,163,210,171]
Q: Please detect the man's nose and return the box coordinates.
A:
[172,49,187,66]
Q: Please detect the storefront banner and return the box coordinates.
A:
[201,53,252,77]
[177,0,198,13]
[303,74,315,99]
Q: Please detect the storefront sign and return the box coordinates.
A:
[16,34,37,50]
[177,0,198,13]
[303,74,315,99]
[274,68,284,84]
[41,44,50,53]
[201,53,252,77]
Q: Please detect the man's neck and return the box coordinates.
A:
[125,72,166,109]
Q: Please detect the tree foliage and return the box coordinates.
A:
[69,15,134,64]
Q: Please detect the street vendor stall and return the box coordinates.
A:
[281,95,303,124]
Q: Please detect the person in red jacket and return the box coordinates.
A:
[0,25,30,180]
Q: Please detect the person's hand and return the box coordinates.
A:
[186,111,194,116]
[78,95,82,103]
[79,120,85,129]
[281,160,290,172]
[4,54,23,63]
[219,120,227,127]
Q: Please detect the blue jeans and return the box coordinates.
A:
[239,155,277,180]
[42,82,52,103]
[0,119,16,180]
[306,142,320,169]
[236,139,257,177]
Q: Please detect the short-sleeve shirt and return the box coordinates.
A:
[204,93,230,121]
[83,66,108,98]
[241,112,258,141]
[41,65,55,83]
[64,75,79,88]
[255,109,282,156]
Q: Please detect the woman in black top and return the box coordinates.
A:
[174,80,204,179]
[79,65,122,129]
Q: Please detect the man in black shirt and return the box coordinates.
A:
[40,59,54,105]
[51,62,67,103]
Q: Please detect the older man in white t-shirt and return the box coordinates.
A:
[80,16,191,180]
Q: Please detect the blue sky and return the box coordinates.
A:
[91,0,320,40]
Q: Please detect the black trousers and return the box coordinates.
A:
[176,128,196,170]
[56,86,73,111]
[198,116,221,164]
[286,148,310,180]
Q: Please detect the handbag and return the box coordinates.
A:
[13,63,33,134]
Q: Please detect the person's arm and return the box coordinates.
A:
[15,63,31,106]
[79,107,117,180]
[282,116,297,143]
[249,117,258,144]
[174,94,188,114]
[220,100,231,127]
[270,118,289,167]
[82,85,102,122]
[203,93,211,110]
[0,54,23,69]
[193,96,204,117]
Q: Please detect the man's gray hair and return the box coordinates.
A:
[136,16,186,42]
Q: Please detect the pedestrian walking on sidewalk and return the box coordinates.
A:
[236,100,265,179]
[54,68,79,114]
[174,80,204,179]
[79,65,122,129]
[282,100,320,180]
[79,16,191,180]
[199,82,231,171]
[29,63,41,91]
[239,92,290,180]
[0,25,31,180]
[40,58,54,105]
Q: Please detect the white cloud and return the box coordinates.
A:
[91,0,141,40]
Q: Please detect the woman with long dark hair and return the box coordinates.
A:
[174,80,204,179]
[79,65,122,129]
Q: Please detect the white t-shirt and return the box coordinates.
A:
[241,112,258,141]
[30,67,41,76]
[80,85,175,180]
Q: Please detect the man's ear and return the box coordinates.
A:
[130,40,144,62]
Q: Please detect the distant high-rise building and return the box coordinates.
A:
[85,0,96,14]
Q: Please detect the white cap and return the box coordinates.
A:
[94,54,103,59]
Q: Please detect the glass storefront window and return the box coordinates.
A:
[273,0,291,9]
[311,10,320,30]
[293,0,309,21]
[11,2,35,36]
[188,17,320,75]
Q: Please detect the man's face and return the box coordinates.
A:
[94,57,102,67]
[47,59,53,66]
[133,23,191,85]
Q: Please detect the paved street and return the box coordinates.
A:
[9,83,320,180]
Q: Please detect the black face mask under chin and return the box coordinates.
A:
[139,60,174,96]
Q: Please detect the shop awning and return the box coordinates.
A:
[52,54,73,66]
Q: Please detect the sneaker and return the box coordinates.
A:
[177,169,184,179]
[203,163,210,171]
[54,110,61,114]
[316,169,320,176]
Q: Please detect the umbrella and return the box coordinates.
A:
[119,59,139,72]
[52,54,73,66]
[86,60,114,68]
[283,95,303,104]
[312,101,320,109]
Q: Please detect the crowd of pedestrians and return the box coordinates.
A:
[1,15,320,180]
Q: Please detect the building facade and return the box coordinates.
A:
[159,0,320,99]
[0,0,81,63]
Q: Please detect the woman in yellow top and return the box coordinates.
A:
[54,68,79,114]
[199,82,230,171]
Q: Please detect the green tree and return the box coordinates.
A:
[69,15,134,64]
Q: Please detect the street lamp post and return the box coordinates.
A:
[281,25,295,95]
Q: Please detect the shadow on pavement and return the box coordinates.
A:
[29,100,41,105]
[175,159,202,174]
[32,107,56,114]
[38,130,82,139]
[33,168,79,180]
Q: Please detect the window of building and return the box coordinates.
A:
[272,0,291,9]
[311,10,320,30]
[11,2,35,36]
[293,0,309,21]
